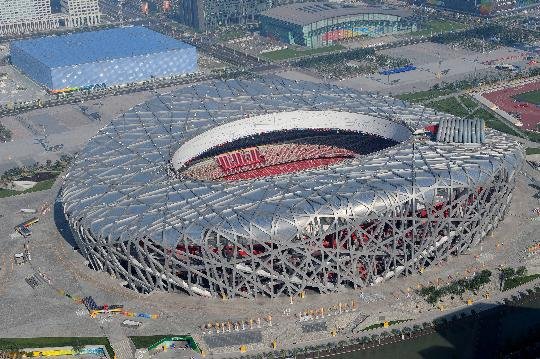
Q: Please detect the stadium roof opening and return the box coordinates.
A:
[172,110,411,170]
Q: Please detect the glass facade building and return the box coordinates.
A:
[176,0,309,31]
[260,3,417,48]
[10,26,198,90]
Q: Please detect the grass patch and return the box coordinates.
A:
[430,97,470,118]
[525,130,540,142]
[423,97,525,138]
[503,274,540,291]
[361,319,411,331]
[526,147,540,155]
[0,178,57,198]
[0,337,114,357]
[398,88,456,103]
[130,335,201,353]
[414,19,468,37]
[513,90,540,105]
[130,335,173,349]
[474,109,523,136]
[261,45,345,61]
[217,28,250,42]
[458,95,478,112]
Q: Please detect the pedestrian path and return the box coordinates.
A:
[109,335,134,359]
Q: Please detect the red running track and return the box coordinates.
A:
[483,81,540,131]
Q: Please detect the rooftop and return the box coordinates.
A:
[10,26,194,68]
[261,2,412,26]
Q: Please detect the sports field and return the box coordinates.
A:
[483,81,540,131]
[514,90,540,105]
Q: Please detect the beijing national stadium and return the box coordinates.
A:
[60,76,523,299]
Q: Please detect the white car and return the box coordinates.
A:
[121,319,142,327]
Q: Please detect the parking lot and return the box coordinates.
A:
[0,90,154,173]
[0,64,48,107]
[338,42,532,95]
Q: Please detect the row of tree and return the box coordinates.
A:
[417,269,492,305]
[0,123,11,143]
[0,154,73,186]
[296,48,411,79]
[432,24,540,47]
[499,266,528,291]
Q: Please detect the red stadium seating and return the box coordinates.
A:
[184,142,355,181]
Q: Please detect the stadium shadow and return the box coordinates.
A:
[326,291,540,359]
[420,299,540,359]
[53,190,79,250]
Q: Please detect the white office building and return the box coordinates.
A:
[61,0,101,27]
[0,0,59,36]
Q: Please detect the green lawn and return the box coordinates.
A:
[0,178,57,198]
[513,90,540,105]
[261,44,345,61]
[0,337,114,357]
[129,335,201,353]
[503,274,540,291]
[458,95,479,112]
[474,108,523,137]
[526,147,540,155]
[414,19,468,37]
[525,129,540,142]
[423,96,530,139]
[217,28,250,42]
[430,97,471,118]
[130,336,173,349]
[398,88,456,103]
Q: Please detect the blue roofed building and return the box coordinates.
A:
[10,26,198,90]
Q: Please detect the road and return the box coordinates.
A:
[0,9,274,119]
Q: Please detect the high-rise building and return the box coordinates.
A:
[411,0,540,16]
[61,0,101,27]
[0,0,59,36]
[176,0,313,31]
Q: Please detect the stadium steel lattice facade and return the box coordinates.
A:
[60,77,523,299]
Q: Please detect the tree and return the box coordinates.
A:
[72,340,84,354]
[516,266,527,277]
[500,267,516,289]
